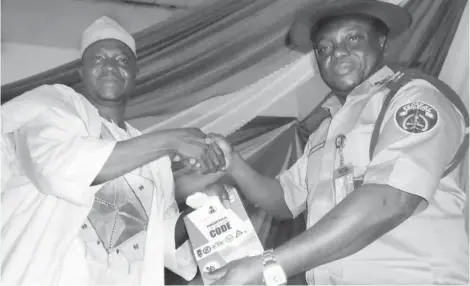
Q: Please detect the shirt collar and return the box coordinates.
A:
[365,65,396,87]
[349,65,396,97]
[321,95,342,117]
[101,119,140,140]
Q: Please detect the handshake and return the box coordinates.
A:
[165,128,233,174]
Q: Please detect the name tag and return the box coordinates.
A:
[333,165,355,204]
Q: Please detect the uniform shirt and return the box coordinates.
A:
[279,66,469,285]
[1,84,197,285]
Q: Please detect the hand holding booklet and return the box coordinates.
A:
[184,184,264,285]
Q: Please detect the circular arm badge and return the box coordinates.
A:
[394,101,439,134]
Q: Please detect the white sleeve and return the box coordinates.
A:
[163,203,197,281]
[14,106,116,206]
[1,135,16,192]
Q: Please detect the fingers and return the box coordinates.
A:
[200,149,216,174]
[204,137,226,171]
[198,138,226,174]
[204,265,228,281]
[172,154,182,162]
[179,153,215,174]
[208,133,232,170]
[175,130,229,173]
[205,145,222,173]
[210,140,226,170]
[187,128,208,144]
[179,157,202,171]
[204,184,230,207]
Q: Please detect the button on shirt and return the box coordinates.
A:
[279,66,469,285]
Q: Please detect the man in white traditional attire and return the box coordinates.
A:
[1,16,227,285]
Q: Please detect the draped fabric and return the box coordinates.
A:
[143,54,318,135]
[386,0,468,76]
[438,1,469,235]
[1,0,313,108]
[2,0,466,129]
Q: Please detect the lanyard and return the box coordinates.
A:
[335,134,347,168]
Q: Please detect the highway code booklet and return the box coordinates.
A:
[183,186,264,285]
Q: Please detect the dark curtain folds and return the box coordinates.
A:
[386,0,468,76]
[2,0,464,129]
[1,0,314,113]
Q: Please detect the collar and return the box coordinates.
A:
[366,65,396,87]
[350,65,396,97]
[321,95,342,117]
[101,119,140,140]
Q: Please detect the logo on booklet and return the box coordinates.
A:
[236,230,244,238]
[225,235,234,243]
[203,246,212,254]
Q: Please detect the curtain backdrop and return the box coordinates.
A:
[438,2,469,235]
[2,0,466,130]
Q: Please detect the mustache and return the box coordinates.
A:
[331,60,356,74]
[334,60,354,67]
[97,72,122,81]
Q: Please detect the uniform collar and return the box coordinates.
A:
[365,65,396,87]
[321,95,342,117]
[349,65,396,97]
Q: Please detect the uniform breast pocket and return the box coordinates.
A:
[342,128,373,180]
[305,140,335,224]
[306,141,326,191]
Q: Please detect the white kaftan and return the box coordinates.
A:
[1,84,197,285]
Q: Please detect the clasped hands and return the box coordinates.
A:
[167,128,232,174]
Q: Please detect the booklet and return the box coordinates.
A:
[184,185,264,285]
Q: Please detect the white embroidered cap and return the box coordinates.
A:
[80,16,136,56]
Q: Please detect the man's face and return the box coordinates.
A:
[80,39,137,105]
[313,17,386,94]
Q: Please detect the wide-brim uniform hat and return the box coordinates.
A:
[287,0,412,53]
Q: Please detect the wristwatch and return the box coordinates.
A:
[261,249,287,285]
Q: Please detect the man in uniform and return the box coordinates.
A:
[1,16,226,285]
[189,0,469,284]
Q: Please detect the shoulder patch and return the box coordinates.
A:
[394,101,439,134]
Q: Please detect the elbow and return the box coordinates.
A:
[382,189,424,225]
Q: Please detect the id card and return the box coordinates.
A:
[333,164,354,204]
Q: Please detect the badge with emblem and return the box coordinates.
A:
[395,101,439,134]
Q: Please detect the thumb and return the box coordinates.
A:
[204,265,228,281]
